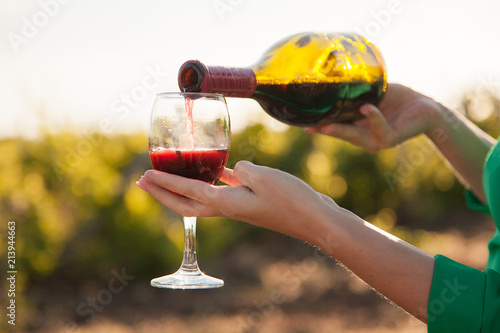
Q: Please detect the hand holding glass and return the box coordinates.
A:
[148,93,230,289]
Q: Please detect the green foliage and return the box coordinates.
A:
[0,95,498,288]
[0,132,170,280]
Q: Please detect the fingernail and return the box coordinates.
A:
[143,170,151,179]
[304,127,314,134]
[321,124,337,133]
[360,107,370,116]
[136,180,147,192]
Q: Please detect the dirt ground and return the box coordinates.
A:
[20,220,494,333]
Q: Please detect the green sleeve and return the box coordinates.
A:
[465,189,491,215]
[428,254,500,332]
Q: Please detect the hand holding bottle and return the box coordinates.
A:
[304,83,441,153]
[305,82,495,201]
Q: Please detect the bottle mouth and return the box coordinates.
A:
[178,60,206,92]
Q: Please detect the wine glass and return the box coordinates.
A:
[148,92,230,289]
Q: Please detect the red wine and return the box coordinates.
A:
[185,97,195,149]
[253,80,384,125]
[150,148,229,184]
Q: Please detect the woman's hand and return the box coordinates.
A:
[136,161,435,322]
[305,83,440,153]
[136,161,338,244]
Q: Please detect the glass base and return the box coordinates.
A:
[150,268,224,289]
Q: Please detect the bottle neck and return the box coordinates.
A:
[178,60,257,98]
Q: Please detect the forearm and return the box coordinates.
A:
[426,104,495,202]
[310,205,434,322]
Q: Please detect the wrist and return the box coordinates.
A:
[424,101,456,143]
[308,204,362,255]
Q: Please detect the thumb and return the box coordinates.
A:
[232,160,275,194]
[232,160,257,189]
[359,104,391,136]
[219,167,239,186]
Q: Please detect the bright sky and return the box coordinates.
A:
[1,0,500,138]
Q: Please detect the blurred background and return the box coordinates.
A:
[1,0,500,332]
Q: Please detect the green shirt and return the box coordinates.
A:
[428,138,500,332]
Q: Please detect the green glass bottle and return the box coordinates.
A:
[178,32,387,127]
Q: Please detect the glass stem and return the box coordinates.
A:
[180,216,200,273]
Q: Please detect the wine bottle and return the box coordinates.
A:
[178,32,387,127]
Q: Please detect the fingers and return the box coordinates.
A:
[231,160,277,195]
[359,104,392,145]
[316,122,364,144]
[232,160,255,187]
[305,104,395,152]
[304,127,318,134]
[231,160,316,203]
[141,169,215,203]
[219,167,240,186]
[136,167,261,218]
[136,175,217,217]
